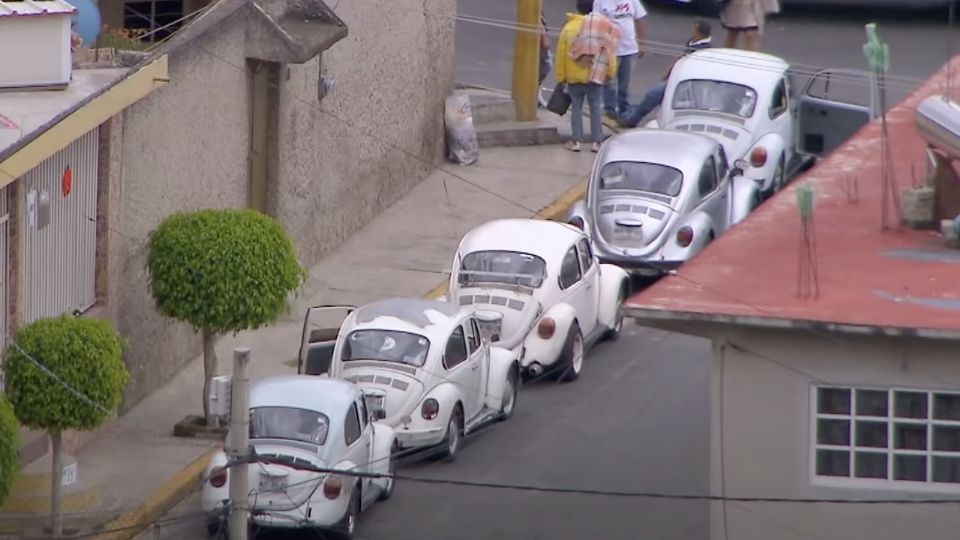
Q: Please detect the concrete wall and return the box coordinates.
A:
[113,0,455,408]
[707,328,960,540]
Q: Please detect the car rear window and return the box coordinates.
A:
[598,161,684,197]
[250,406,330,445]
[342,329,430,367]
[672,79,758,118]
[459,250,547,288]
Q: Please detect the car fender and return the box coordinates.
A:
[370,423,397,492]
[329,457,361,504]
[659,211,714,262]
[566,199,592,238]
[484,345,520,410]
[597,264,629,330]
[522,302,577,369]
[730,175,761,224]
[200,451,230,513]
[744,133,786,192]
[411,382,464,430]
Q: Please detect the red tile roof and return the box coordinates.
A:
[625,57,960,337]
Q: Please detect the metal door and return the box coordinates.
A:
[19,127,99,323]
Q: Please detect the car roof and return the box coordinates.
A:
[458,218,584,264]
[250,375,359,417]
[672,48,789,91]
[349,297,465,340]
[597,129,717,175]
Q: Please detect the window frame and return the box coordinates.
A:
[558,245,583,290]
[576,238,594,274]
[769,78,789,119]
[697,156,719,197]
[464,319,481,355]
[344,402,362,446]
[810,384,960,493]
[442,325,469,370]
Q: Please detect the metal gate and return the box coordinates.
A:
[19,127,99,323]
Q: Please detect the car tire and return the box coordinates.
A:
[558,323,584,383]
[499,369,519,421]
[378,441,398,501]
[602,287,626,342]
[772,154,786,193]
[333,489,360,540]
[206,517,225,538]
[439,406,464,462]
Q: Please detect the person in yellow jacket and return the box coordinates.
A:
[555,0,619,153]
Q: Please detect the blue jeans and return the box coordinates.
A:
[568,83,603,143]
[604,53,636,117]
[620,80,667,128]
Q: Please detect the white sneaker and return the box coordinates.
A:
[591,142,602,153]
[565,141,581,152]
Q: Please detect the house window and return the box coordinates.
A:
[123,0,185,43]
[813,386,960,487]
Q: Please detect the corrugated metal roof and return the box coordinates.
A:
[0,0,77,17]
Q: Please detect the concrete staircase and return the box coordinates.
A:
[457,86,565,148]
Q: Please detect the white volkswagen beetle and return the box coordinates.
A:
[201,376,396,539]
[296,298,520,461]
[648,48,873,197]
[445,218,629,383]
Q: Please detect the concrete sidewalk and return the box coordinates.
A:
[0,144,597,539]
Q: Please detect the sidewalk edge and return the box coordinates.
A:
[98,446,218,540]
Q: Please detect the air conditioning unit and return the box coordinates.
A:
[0,0,77,90]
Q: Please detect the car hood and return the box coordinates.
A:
[663,117,753,164]
[594,194,677,252]
[454,287,542,350]
[341,362,425,426]
[248,443,328,511]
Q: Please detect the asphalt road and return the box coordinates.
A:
[136,323,712,540]
[456,0,958,107]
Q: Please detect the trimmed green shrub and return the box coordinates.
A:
[0,396,19,507]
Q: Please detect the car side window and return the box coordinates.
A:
[464,319,481,355]
[715,146,729,179]
[698,156,718,197]
[559,246,582,290]
[357,397,368,429]
[345,402,362,446]
[770,78,788,118]
[443,326,469,369]
[577,239,593,272]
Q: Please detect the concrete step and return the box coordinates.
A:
[475,120,563,148]
[470,94,517,125]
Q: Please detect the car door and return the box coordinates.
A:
[768,76,794,166]
[442,323,482,421]
[342,400,372,503]
[557,244,596,338]
[298,305,356,376]
[696,155,729,231]
[796,68,874,157]
[575,238,600,332]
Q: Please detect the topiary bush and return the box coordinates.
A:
[3,315,128,535]
[147,209,307,425]
[0,395,19,508]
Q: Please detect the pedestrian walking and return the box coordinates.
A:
[592,0,647,121]
[720,0,779,51]
[618,19,712,128]
[556,0,620,152]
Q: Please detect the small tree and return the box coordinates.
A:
[0,395,19,508]
[147,209,307,426]
[3,316,128,537]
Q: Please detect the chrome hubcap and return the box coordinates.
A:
[448,418,460,453]
[503,379,516,415]
[572,333,584,373]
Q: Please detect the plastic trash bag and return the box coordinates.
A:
[444,92,479,166]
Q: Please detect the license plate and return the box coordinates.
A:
[615,227,642,239]
[259,476,287,493]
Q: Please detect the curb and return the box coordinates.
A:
[96,447,218,540]
[425,177,588,300]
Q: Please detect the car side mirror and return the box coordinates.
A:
[732,158,749,177]
[371,409,386,421]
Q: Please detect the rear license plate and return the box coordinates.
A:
[259,476,287,493]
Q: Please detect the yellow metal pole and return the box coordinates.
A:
[512,0,542,122]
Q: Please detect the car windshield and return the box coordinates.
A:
[249,406,330,445]
[672,79,757,118]
[342,330,430,367]
[459,250,547,288]
[597,161,684,197]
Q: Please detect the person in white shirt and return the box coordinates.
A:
[592,0,647,121]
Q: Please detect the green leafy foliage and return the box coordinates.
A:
[2,316,128,432]
[0,396,19,507]
[147,209,307,334]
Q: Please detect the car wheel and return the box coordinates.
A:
[558,323,584,383]
[378,441,398,501]
[439,406,463,462]
[602,288,625,342]
[499,370,518,420]
[334,489,360,540]
[206,517,225,538]
[772,155,785,193]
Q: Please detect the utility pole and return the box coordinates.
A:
[511,0,543,122]
[227,347,251,540]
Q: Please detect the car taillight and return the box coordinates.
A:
[323,475,343,500]
[568,217,585,230]
[749,147,768,168]
[209,466,228,488]
[421,398,440,420]
[537,318,556,339]
[676,227,694,247]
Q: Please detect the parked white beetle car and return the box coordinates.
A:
[567,129,759,276]
[648,48,873,197]
[445,218,629,382]
[201,376,396,539]
[296,298,520,461]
